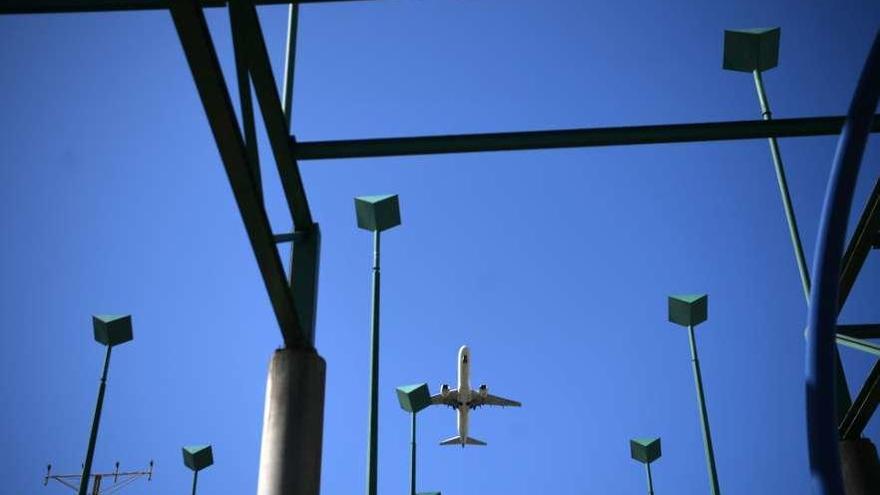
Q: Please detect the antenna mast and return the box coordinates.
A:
[44,461,153,495]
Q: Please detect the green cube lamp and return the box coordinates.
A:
[668,295,720,495]
[355,194,401,495]
[630,437,662,495]
[77,315,133,495]
[182,445,214,495]
[396,383,435,495]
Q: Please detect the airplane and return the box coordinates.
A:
[431,345,521,447]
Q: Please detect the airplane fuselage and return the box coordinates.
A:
[456,345,471,442]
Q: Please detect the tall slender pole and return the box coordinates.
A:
[753,69,853,420]
[366,230,381,495]
[687,325,720,495]
[191,470,199,495]
[645,462,654,495]
[410,412,417,495]
[752,69,811,301]
[78,345,112,495]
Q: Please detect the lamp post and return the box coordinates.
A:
[182,445,214,495]
[667,294,720,495]
[78,315,133,495]
[630,437,662,495]
[722,27,810,300]
[355,194,402,495]
[395,383,435,495]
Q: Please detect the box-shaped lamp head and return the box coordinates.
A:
[355,195,401,232]
[668,294,708,327]
[396,383,432,413]
[723,27,780,72]
[92,315,133,347]
[630,437,662,464]
[182,445,214,472]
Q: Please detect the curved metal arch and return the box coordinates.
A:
[806,30,880,495]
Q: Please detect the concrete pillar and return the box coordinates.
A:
[257,348,326,495]
[840,438,880,495]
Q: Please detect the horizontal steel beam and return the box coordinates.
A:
[839,359,880,440]
[837,334,880,358]
[169,0,307,348]
[838,324,880,339]
[293,115,880,160]
[0,0,368,14]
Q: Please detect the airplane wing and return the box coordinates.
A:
[470,393,521,408]
[431,389,459,407]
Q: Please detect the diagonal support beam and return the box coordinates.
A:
[235,0,313,230]
[229,0,262,201]
[839,177,880,311]
[169,0,306,349]
[837,334,880,358]
[293,115,880,160]
[839,359,880,440]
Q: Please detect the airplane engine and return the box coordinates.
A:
[479,384,488,398]
[440,384,450,397]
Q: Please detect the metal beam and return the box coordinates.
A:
[837,334,880,358]
[839,177,880,311]
[168,0,306,348]
[839,359,880,440]
[236,0,313,230]
[294,115,880,160]
[839,324,880,339]
[229,0,262,201]
[0,0,369,14]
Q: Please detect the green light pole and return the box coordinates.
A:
[355,194,402,495]
[667,295,720,495]
[630,438,662,495]
[722,26,854,428]
[78,315,133,495]
[722,27,810,300]
[182,445,213,495]
[395,383,435,495]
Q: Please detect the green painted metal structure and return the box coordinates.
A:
[182,445,214,495]
[630,437,662,495]
[3,3,880,494]
[356,194,401,495]
[396,383,433,495]
[294,116,880,160]
[724,27,809,301]
[723,27,855,424]
[667,295,721,495]
[78,315,133,495]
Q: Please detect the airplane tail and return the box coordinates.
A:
[440,435,487,447]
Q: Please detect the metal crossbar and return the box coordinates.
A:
[293,116,880,160]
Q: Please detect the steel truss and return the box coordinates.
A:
[4,0,879,490]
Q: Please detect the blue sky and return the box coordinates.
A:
[1,1,880,495]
